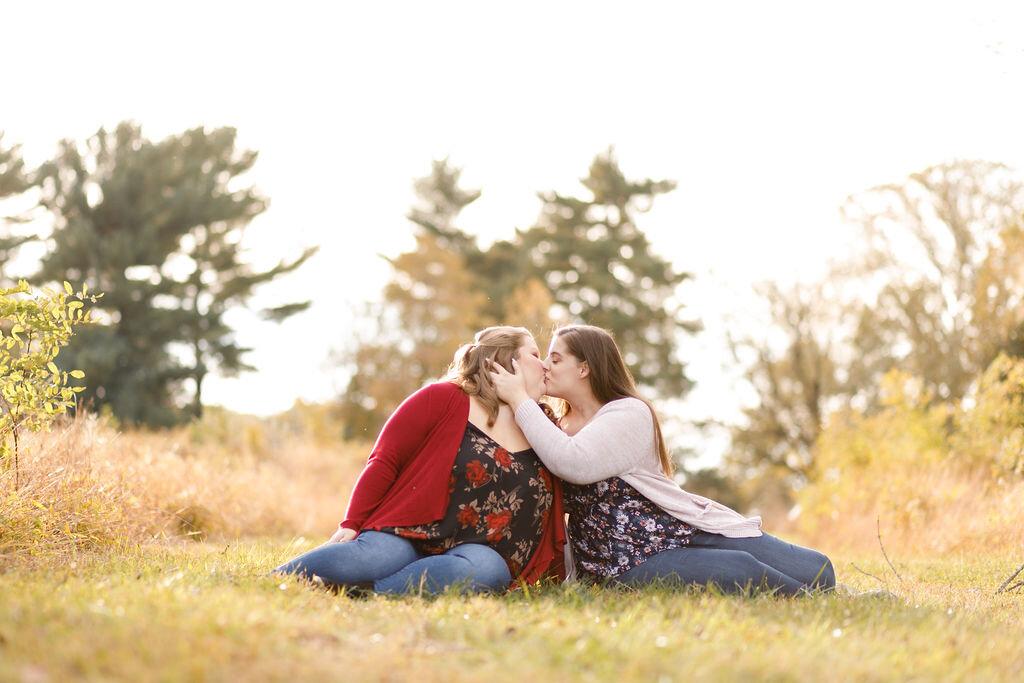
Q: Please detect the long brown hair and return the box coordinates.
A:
[553,325,674,477]
[444,326,533,427]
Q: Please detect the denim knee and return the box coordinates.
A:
[812,553,836,589]
[448,544,512,592]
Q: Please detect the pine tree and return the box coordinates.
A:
[517,148,698,397]
[34,122,314,425]
[0,133,34,276]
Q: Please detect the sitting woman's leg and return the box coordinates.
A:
[611,547,810,596]
[374,543,512,596]
[272,530,421,590]
[688,531,835,591]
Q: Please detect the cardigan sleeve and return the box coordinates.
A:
[341,384,445,530]
[513,397,657,485]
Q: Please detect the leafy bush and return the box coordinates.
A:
[1,281,97,484]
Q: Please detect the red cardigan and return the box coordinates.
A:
[342,381,566,585]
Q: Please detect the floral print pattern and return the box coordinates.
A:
[564,476,696,582]
[382,423,554,577]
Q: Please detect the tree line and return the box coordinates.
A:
[4,123,1024,500]
[334,154,1024,506]
[3,126,695,433]
[725,160,1024,503]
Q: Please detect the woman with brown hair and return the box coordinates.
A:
[490,324,833,596]
[275,326,565,595]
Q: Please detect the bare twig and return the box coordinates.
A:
[851,563,885,584]
[877,518,904,583]
[995,560,1024,595]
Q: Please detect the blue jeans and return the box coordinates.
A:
[611,531,835,596]
[273,531,512,596]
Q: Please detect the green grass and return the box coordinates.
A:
[2,541,1022,682]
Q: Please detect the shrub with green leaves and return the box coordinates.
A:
[952,353,1024,475]
[1,280,97,483]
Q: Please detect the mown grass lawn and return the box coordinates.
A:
[2,540,1022,682]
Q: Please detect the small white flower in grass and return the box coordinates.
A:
[832,628,842,638]
[655,635,668,648]
[278,583,288,591]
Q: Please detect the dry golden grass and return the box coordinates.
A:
[2,409,1023,681]
[0,408,368,564]
[5,406,1022,574]
[787,462,1024,559]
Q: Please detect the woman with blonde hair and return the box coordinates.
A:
[275,326,565,595]
[491,324,833,596]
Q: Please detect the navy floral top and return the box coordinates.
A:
[564,476,696,581]
[381,422,556,578]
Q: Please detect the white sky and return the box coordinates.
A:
[4,1,1024,451]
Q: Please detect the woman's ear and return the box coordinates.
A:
[578,361,589,379]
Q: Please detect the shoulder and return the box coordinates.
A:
[590,397,655,437]
[398,381,467,415]
[599,397,653,421]
[418,381,465,399]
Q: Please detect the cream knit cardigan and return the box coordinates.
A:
[514,396,763,538]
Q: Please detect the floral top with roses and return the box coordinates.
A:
[564,476,696,582]
[379,422,556,578]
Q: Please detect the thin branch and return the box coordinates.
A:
[850,563,885,584]
[995,560,1024,595]
[13,424,19,489]
[877,518,904,583]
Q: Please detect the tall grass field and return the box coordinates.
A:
[1,410,1022,682]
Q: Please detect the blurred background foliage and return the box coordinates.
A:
[724,159,1024,512]
[3,123,1024,521]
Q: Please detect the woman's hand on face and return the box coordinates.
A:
[489,357,531,408]
[328,527,358,544]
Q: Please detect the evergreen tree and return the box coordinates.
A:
[0,133,34,275]
[406,157,481,254]
[34,122,314,425]
[406,158,523,322]
[0,133,30,200]
[338,151,702,436]
[517,148,698,397]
